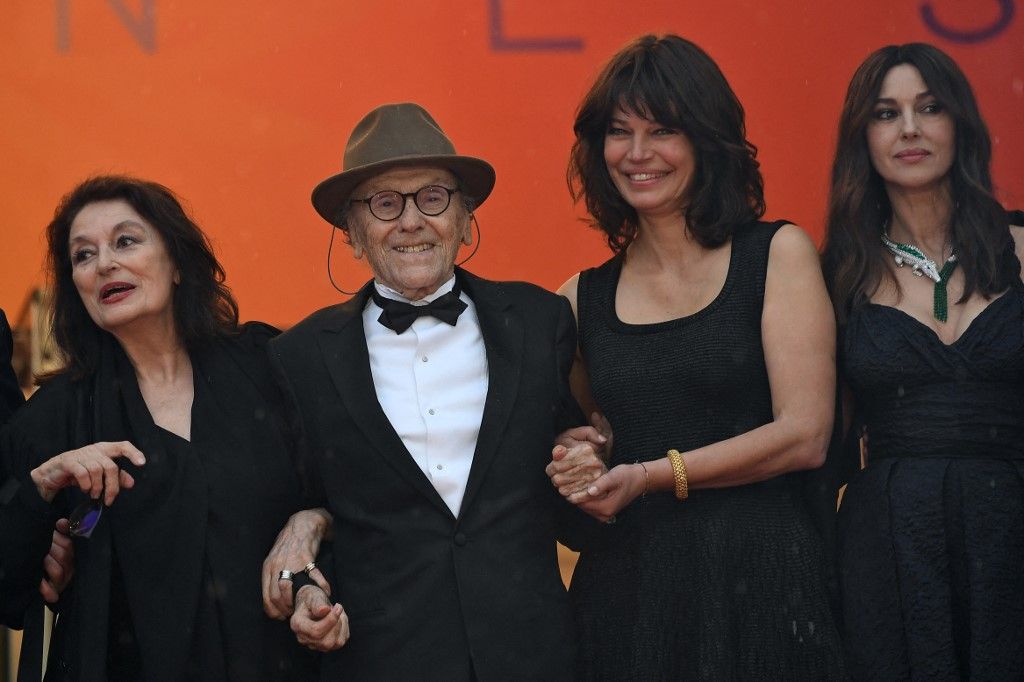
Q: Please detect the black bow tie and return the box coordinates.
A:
[372,285,468,334]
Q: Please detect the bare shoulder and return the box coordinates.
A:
[557,273,582,315]
[767,223,822,274]
[763,223,831,323]
[761,222,834,351]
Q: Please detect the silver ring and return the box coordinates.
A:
[302,562,317,575]
[278,570,295,581]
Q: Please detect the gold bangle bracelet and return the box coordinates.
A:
[667,449,689,501]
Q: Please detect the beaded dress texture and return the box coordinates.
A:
[838,278,1024,680]
[570,221,845,681]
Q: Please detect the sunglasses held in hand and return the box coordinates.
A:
[68,496,103,538]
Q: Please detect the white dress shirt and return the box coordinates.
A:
[363,276,488,517]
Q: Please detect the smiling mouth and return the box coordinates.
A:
[394,244,435,253]
[627,172,667,181]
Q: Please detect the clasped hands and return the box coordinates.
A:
[546,413,648,522]
[261,508,349,651]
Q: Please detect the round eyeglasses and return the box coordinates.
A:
[352,185,460,221]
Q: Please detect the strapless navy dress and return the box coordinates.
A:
[839,279,1024,680]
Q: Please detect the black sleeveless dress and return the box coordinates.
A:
[838,279,1024,680]
[570,221,845,680]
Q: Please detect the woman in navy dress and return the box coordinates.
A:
[822,43,1024,679]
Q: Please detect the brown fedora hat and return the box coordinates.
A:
[311,103,496,228]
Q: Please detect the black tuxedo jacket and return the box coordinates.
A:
[269,269,586,681]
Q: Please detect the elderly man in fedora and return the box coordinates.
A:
[262,102,595,681]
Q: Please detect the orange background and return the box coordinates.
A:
[1,1,1021,327]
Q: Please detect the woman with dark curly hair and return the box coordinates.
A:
[548,34,845,679]
[822,43,1024,679]
[0,176,317,681]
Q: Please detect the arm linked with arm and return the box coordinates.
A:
[262,341,335,619]
[548,294,605,551]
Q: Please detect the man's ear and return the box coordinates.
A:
[461,215,474,246]
[344,225,365,260]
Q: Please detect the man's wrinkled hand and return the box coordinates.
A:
[262,508,332,620]
[546,441,608,503]
[554,412,612,461]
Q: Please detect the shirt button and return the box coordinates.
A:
[454,532,467,546]
[436,463,443,470]
[421,356,428,362]
[428,408,435,415]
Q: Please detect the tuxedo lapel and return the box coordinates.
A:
[317,284,454,519]
[458,270,523,519]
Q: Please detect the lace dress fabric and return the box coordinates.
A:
[570,221,845,681]
[839,279,1024,680]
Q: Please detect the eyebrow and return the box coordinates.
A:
[68,220,146,245]
[874,90,935,105]
[363,178,454,194]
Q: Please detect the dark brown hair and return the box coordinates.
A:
[45,175,239,378]
[821,42,1018,322]
[568,34,765,252]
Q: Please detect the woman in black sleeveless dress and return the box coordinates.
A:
[822,43,1024,679]
[549,35,845,680]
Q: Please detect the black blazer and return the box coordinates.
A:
[269,269,585,682]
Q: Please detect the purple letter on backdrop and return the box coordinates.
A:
[921,0,1015,43]
[56,0,157,53]
[489,0,583,51]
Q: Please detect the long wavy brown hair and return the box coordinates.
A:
[821,43,1018,323]
[568,34,765,253]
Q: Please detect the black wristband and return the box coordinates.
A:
[290,571,318,603]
